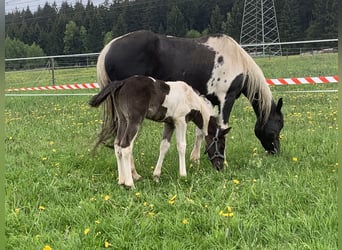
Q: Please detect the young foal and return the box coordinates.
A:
[90,75,230,188]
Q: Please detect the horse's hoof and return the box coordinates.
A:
[133,174,142,181]
[153,175,160,183]
[124,183,135,189]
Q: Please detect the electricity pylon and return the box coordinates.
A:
[240,0,282,56]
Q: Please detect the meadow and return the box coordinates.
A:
[5,53,338,249]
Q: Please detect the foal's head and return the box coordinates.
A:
[204,117,231,170]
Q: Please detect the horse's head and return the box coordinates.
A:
[255,98,283,154]
[204,126,231,170]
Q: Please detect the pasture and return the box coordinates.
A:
[5,54,338,249]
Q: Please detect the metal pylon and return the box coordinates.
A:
[240,0,282,56]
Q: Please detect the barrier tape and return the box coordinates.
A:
[5,76,339,92]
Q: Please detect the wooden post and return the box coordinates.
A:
[51,57,55,85]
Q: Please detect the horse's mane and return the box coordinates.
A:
[208,35,273,124]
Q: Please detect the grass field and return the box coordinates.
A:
[5,54,338,249]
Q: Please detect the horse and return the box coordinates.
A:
[95,30,284,156]
[89,75,230,188]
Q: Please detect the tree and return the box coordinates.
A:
[166,5,186,36]
[63,21,87,54]
[277,0,301,42]
[209,5,223,34]
[306,0,338,39]
[5,36,45,69]
[221,12,233,35]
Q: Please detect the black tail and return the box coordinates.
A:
[89,81,122,107]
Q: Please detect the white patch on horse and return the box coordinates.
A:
[148,76,157,82]
[202,35,273,124]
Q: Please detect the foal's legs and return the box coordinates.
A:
[174,119,187,177]
[190,127,204,163]
[153,123,174,182]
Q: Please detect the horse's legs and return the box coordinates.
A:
[120,122,142,188]
[115,118,126,185]
[153,123,174,182]
[174,119,187,177]
[130,150,142,181]
[120,144,135,188]
[114,143,125,185]
[190,127,204,163]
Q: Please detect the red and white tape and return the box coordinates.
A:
[5,76,339,92]
[266,76,338,85]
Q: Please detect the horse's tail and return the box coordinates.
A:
[93,42,118,150]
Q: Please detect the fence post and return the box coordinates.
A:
[50,57,55,85]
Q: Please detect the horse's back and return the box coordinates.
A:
[104,30,160,80]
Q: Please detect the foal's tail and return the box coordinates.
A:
[89,81,120,108]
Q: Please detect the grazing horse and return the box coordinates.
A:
[96,30,284,155]
[89,75,230,188]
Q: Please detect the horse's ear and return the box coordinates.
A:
[222,127,232,136]
[276,98,283,112]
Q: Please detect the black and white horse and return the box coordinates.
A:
[90,75,230,188]
[96,30,284,155]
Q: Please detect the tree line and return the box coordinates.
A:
[5,0,338,59]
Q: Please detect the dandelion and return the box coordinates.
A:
[43,245,52,250]
[49,141,54,145]
[52,149,56,153]
[168,194,177,205]
[233,179,240,184]
[135,192,141,197]
[292,157,298,162]
[14,208,20,214]
[104,195,110,201]
[143,201,148,206]
[148,212,155,217]
[182,219,189,225]
[95,220,101,224]
[41,157,47,161]
[84,228,90,235]
[104,241,112,248]
[38,205,45,211]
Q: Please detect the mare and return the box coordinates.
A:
[95,30,284,155]
[89,75,230,188]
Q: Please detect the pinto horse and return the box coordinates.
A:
[90,75,230,188]
[96,30,284,155]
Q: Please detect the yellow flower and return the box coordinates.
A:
[292,157,298,162]
[38,205,45,211]
[14,208,20,214]
[49,141,54,145]
[182,219,189,225]
[104,241,112,248]
[148,212,155,217]
[168,194,177,205]
[143,202,148,206]
[104,195,110,201]
[135,192,141,197]
[84,228,90,235]
[233,179,240,184]
[95,220,101,224]
[43,245,52,250]
[227,206,233,213]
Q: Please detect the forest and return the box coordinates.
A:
[5,0,338,58]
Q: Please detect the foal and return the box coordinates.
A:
[90,75,230,188]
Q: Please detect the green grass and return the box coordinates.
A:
[5,54,338,249]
